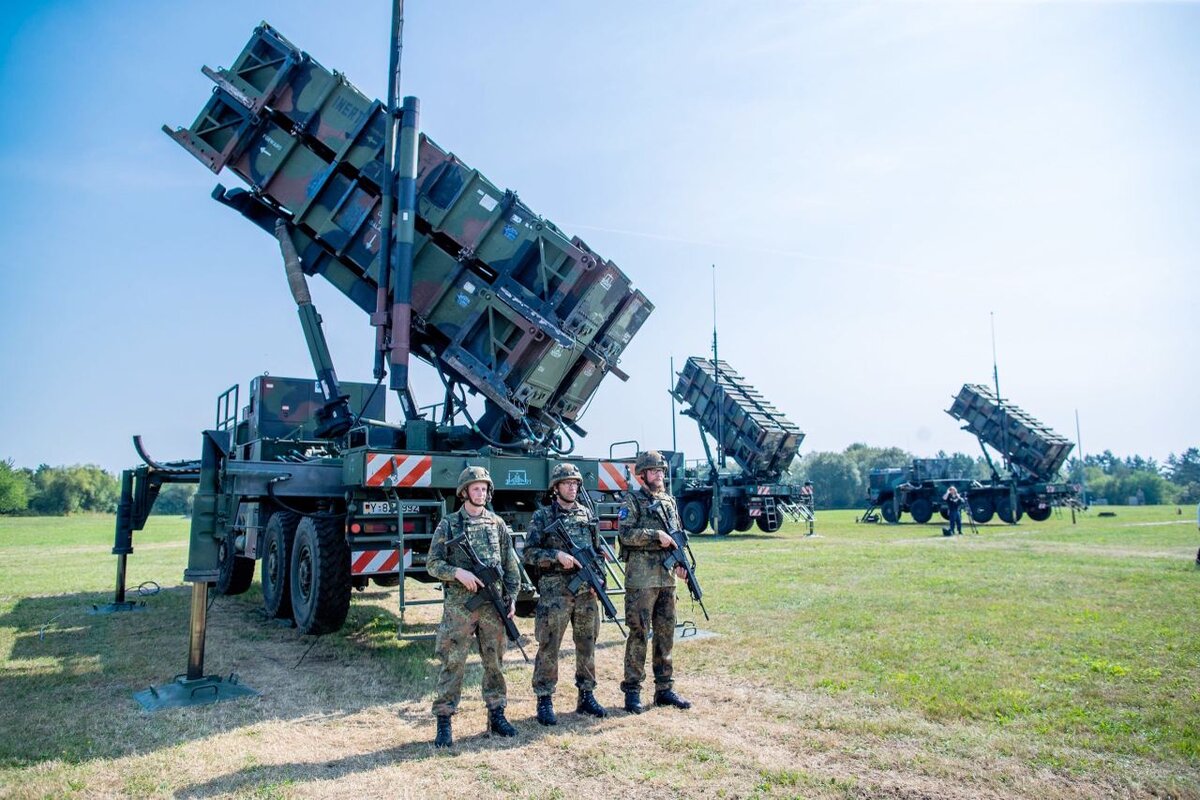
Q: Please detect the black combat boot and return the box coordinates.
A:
[623,690,644,714]
[654,688,692,709]
[577,690,607,718]
[433,715,453,748]
[488,705,518,737]
[536,695,558,726]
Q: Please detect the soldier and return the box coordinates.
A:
[523,463,608,725]
[618,450,692,713]
[426,465,522,748]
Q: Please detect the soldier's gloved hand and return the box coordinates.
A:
[454,568,483,592]
[556,551,582,570]
[657,531,677,549]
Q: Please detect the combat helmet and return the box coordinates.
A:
[457,465,494,497]
[550,462,583,489]
[634,450,668,475]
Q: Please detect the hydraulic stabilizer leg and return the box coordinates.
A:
[91,469,148,615]
[134,431,257,711]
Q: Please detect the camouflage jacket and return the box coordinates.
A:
[523,502,600,577]
[618,487,680,589]
[427,506,520,605]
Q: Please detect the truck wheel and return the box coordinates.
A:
[262,511,300,620]
[755,515,783,533]
[939,508,949,520]
[1026,504,1052,522]
[290,516,351,635]
[880,503,899,524]
[734,510,754,532]
[712,506,736,536]
[215,536,254,596]
[681,500,710,534]
[909,499,933,524]
[996,497,1024,524]
[969,497,995,524]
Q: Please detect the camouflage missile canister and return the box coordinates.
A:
[672,357,804,480]
[163,22,651,440]
[946,384,1073,479]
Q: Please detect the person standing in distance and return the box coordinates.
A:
[426,465,522,748]
[618,450,691,713]
[943,485,966,536]
[523,463,608,725]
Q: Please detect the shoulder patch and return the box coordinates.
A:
[618,507,628,520]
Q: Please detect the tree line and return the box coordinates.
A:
[0,461,195,516]
[787,445,1200,510]
[2,446,1197,516]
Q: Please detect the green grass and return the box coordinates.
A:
[688,505,1200,767]
[1,505,1198,796]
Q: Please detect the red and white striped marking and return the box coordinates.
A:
[598,461,642,492]
[757,486,773,495]
[364,454,433,488]
[351,548,412,575]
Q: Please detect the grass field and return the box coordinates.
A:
[1,507,1198,799]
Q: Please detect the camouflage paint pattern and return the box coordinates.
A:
[672,357,804,481]
[165,23,654,444]
[524,502,603,695]
[620,586,676,693]
[426,506,521,716]
[618,488,681,692]
[947,384,1074,479]
[247,375,384,440]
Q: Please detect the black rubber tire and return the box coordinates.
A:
[1026,504,1052,522]
[909,498,933,525]
[880,502,900,524]
[262,510,300,620]
[215,536,254,596]
[939,508,949,520]
[996,496,1024,525]
[712,506,736,536]
[734,510,754,532]
[969,496,995,524]
[755,515,783,533]
[681,500,710,534]
[290,516,352,635]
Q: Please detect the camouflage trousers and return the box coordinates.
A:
[431,596,507,717]
[620,586,676,693]
[532,575,599,696]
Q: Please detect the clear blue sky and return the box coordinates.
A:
[1,1,1197,475]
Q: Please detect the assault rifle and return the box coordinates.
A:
[446,533,529,662]
[648,500,710,621]
[542,511,627,638]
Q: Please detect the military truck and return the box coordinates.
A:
[113,22,654,656]
[669,357,805,535]
[865,458,970,524]
[863,385,1075,525]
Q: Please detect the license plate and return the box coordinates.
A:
[361,501,420,515]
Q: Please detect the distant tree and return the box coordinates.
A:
[152,484,196,516]
[1165,448,1200,504]
[0,459,31,514]
[795,452,862,509]
[28,464,119,515]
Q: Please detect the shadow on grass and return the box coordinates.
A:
[174,702,621,798]
[0,586,444,769]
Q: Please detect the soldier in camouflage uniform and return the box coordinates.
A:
[523,463,609,725]
[426,466,522,748]
[618,450,692,713]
